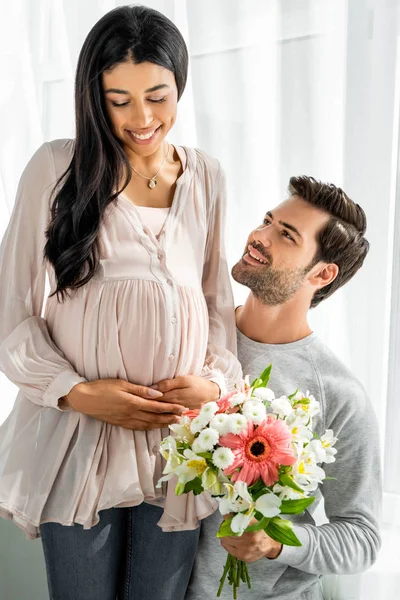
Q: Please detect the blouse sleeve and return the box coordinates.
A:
[0,142,86,409]
[201,164,242,394]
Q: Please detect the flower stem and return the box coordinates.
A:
[217,554,252,598]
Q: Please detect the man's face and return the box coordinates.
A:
[232,196,330,306]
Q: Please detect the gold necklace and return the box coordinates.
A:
[130,143,170,189]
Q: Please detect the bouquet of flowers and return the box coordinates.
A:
[157,366,337,598]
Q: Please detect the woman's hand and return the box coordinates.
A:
[61,378,186,430]
[152,376,220,411]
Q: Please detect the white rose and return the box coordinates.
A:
[212,447,235,469]
[242,400,267,424]
[190,416,206,435]
[196,427,220,451]
[270,396,294,418]
[199,401,219,423]
[252,387,275,402]
[226,413,248,434]
[210,413,231,435]
[229,392,247,407]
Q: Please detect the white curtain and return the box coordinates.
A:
[0,1,399,598]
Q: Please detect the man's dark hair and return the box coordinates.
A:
[288,176,369,308]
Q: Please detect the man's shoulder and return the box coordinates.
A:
[309,338,375,431]
[310,338,367,399]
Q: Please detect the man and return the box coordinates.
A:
[185,176,381,600]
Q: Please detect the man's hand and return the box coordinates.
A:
[152,375,220,410]
[220,517,283,563]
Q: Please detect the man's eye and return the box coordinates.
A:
[111,101,129,107]
[282,230,294,241]
[263,218,271,226]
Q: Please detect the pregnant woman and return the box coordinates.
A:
[0,5,241,600]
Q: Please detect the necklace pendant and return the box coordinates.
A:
[148,178,157,189]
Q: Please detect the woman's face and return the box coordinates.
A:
[102,60,178,157]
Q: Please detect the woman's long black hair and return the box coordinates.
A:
[44,5,188,299]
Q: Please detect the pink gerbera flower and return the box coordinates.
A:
[185,392,240,420]
[220,415,296,486]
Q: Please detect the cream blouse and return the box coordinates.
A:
[0,139,242,539]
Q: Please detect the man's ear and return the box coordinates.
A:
[309,263,339,290]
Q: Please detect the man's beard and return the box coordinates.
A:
[231,247,312,306]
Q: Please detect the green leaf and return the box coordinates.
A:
[251,364,272,389]
[183,477,204,495]
[265,517,302,546]
[216,518,239,538]
[288,389,299,400]
[295,397,310,405]
[197,452,213,460]
[279,473,304,493]
[280,497,315,514]
[250,377,262,389]
[244,516,270,533]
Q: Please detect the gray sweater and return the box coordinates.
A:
[185,329,382,600]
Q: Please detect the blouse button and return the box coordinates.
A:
[143,227,150,236]
[158,251,164,260]
[166,278,173,286]
[152,446,158,455]
[168,354,175,361]
[171,316,177,324]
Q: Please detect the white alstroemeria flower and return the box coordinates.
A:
[175,449,208,482]
[231,511,255,534]
[293,393,320,421]
[169,417,195,444]
[273,483,306,501]
[306,395,320,417]
[201,467,223,494]
[210,413,231,435]
[233,480,254,504]
[226,413,248,434]
[229,392,247,407]
[212,447,235,469]
[199,401,219,423]
[171,452,208,494]
[270,396,294,419]
[218,481,253,515]
[242,400,267,424]
[308,430,338,464]
[285,413,314,443]
[190,416,207,435]
[157,437,186,487]
[159,436,180,462]
[321,429,338,450]
[196,427,220,451]
[191,437,204,455]
[252,387,275,402]
[255,492,282,518]
[293,452,326,490]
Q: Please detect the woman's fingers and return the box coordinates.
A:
[127,394,186,416]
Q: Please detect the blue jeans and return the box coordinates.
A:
[40,503,200,600]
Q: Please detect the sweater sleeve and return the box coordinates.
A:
[200,164,242,395]
[275,373,382,574]
[0,142,86,409]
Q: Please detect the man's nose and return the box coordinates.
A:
[252,228,272,247]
